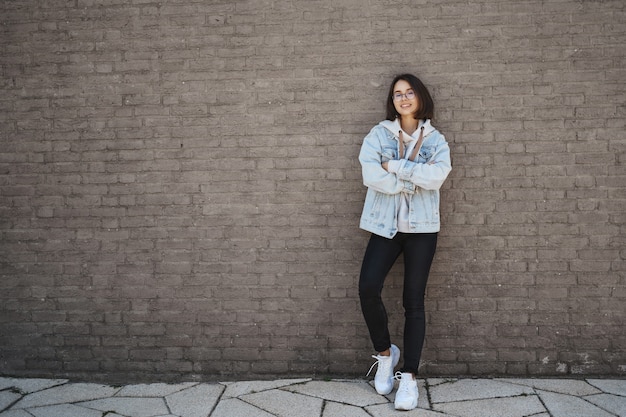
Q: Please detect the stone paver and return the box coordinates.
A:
[12,383,120,409]
[538,390,617,417]
[0,411,32,417]
[116,382,198,397]
[27,403,103,417]
[78,397,170,417]
[428,378,534,403]
[588,379,626,396]
[0,378,67,394]
[0,376,624,417]
[433,395,546,417]
[221,378,311,398]
[585,393,626,417]
[0,392,20,413]
[500,377,602,396]
[367,403,456,416]
[284,379,388,407]
[166,383,225,417]
[211,398,274,417]
[323,401,372,417]
[242,388,323,417]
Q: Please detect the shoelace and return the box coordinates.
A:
[394,372,414,395]
[366,354,389,377]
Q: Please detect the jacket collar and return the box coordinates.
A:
[379,118,434,140]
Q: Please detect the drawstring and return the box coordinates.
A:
[398,126,425,162]
[408,126,425,161]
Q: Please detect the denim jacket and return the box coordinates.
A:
[358,119,452,238]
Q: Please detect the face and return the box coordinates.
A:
[392,79,419,118]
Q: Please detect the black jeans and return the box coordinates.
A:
[359,232,438,375]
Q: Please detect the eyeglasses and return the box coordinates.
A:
[393,90,416,101]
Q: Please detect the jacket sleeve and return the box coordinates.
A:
[394,134,452,190]
[359,127,415,195]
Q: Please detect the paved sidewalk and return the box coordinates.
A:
[0,376,624,417]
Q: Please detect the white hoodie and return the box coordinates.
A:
[380,119,435,233]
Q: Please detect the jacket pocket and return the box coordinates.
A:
[418,146,434,163]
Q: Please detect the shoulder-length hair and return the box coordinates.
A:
[385,73,434,121]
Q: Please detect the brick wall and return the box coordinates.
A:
[1,0,624,382]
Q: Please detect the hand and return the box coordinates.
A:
[382,161,389,171]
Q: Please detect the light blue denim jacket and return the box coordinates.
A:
[359,119,452,238]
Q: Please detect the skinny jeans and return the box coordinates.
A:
[359,232,437,375]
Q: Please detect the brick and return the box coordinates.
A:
[0,0,624,381]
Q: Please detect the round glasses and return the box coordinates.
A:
[393,90,416,101]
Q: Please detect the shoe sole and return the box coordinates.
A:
[395,394,418,410]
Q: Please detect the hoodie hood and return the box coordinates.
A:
[379,118,435,141]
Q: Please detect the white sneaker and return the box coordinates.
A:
[366,344,400,395]
[394,372,418,410]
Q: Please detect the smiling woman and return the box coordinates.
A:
[385,74,434,125]
[391,80,420,134]
[357,73,451,411]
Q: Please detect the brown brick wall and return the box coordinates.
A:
[1,0,624,381]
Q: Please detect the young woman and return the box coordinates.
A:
[359,74,451,410]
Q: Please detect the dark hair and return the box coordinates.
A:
[385,73,434,121]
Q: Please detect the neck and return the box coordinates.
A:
[399,116,419,135]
